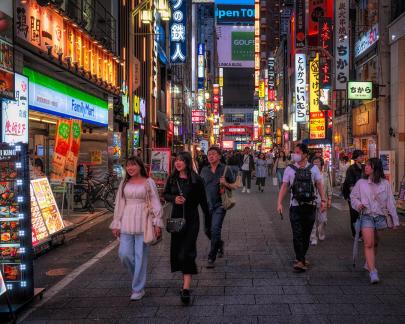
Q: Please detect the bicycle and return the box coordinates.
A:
[74,171,117,213]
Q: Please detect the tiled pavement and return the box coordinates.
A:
[22,184,405,323]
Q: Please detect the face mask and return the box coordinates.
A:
[292,153,302,163]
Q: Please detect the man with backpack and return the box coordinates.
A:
[277,144,326,272]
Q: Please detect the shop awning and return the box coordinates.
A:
[157,111,169,131]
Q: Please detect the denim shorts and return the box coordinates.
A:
[359,214,387,230]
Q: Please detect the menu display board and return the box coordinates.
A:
[0,143,34,310]
[30,178,64,236]
[30,185,48,247]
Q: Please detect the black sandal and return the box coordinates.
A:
[180,289,191,305]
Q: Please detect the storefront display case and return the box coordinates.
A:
[0,143,34,312]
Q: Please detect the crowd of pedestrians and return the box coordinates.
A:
[109,144,400,304]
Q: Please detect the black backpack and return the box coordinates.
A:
[290,164,316,205]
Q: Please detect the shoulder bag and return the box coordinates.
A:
[221,166,236,210]
[144,181,162,246]
[166,180,186,233]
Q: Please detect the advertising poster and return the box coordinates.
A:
[310,111,326,139]
[112,132,121,160]
[90,150,102,165]
[1,73,29,144]
[31,178,64,235]
[64,119,82,183]
[51,118,71,183]
[150,148,171,186]
[0,5,14,100]
[379,151,395,190]
[216,25,254,68]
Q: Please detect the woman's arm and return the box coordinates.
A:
[386,181,400,227]
[349,181,363,212]
[109,181,124,230]
[163,177,176,202]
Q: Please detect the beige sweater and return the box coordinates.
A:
[110,178,163,234]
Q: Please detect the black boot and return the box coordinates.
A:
[180,289,191,305]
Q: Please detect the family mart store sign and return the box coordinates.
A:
[24,68,108,126]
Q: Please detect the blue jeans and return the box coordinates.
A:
[276,168,285,188]
[118,233,149,293]
[229,165,239,179]
[209,206,226,260]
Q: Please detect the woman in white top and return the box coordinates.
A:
[110,157,163,300]
[350,158,399,284]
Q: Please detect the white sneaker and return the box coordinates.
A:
[311,239,318,246]
[363,262,369,271]
[369,270,380,284]
[130,290,145,301]
[242,187,246,193]
[318,234,325,241]
[247,189,251,194]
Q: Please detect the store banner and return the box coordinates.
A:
[335,0,349,90]
[64,119,82,183]
[258,80,265,98]
[295,0,306,48]
[309,53,320,113]
[1,73,29,144]
[216,25,254,68]
[268,58,275,100]
[24,68,108,126]
[215,4,255,25]
[319,18,333,89]
[150,148,171,187]
[0,4,14,100]
[169,0,187,64]
[295,53,308,122]
[310,111,326,139]
[51,119,71,183]
[309,0,325,37]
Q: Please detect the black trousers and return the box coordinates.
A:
[348,201,360,237]
[289,205,316,262]
[242,170,252,189]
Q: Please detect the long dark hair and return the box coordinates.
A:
[122,156,149,198]
[364,157,385,183]
[171,151,197,184]
[280,151,287,161]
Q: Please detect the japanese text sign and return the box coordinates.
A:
[355,24,379,58]
[309,53,320,113]
[310,111,326,139]
[295,0,306,48]
[295,53,308,122]
[2,74,29,144]
[268,57,275,100]
[347,81,373,100]
[335,0,350,90]
[319,18,333,89]
[169,0,187,64]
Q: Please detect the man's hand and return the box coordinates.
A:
[220,176,227,186]
[327,199,332,209]
[320,201,327,213]
[277,202,283,215]
[112,229,120,238]
[175,196,186,205]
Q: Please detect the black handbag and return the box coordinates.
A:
[166,180,186,233]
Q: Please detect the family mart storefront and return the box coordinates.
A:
[24,67,110,191]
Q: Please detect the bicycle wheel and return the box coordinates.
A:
[104,188,116,212]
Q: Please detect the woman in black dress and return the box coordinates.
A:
[163,152,210,305]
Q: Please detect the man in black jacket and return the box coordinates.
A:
[342,150,365,238]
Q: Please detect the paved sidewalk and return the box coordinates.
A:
[22,183,405,323]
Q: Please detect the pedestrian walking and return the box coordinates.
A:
[266,151,274,177]
[342,150,365,238]
[274,151,289,189]
[350,158,399,284]
[163,152,210,305]
[110,157,163,300]
[277,144,326,272]
[201,146,236,268]
[227,150,240,180]
[310,157,332,245]
[240,147,255,193]
[255,153,267,192]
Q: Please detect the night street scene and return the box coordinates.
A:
[1,0,405,323]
